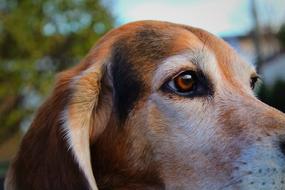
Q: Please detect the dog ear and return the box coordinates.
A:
[62,59,113,190]
[6,51,113,190]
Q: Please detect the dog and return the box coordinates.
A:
[4,20,285,190]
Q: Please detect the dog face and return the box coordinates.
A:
[6,21,285,190]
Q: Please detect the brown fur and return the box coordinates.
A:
[5,21,285,190]
[9,64,91,190]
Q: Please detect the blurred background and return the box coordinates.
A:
[0,0,285,187]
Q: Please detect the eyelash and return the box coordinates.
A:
[250,76,260,90]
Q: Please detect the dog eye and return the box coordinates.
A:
[162,70,213,97]
[167,71,196,94]
[250,76,259,89]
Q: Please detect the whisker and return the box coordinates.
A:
[218,172,251,190]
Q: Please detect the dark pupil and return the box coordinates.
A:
[181,74,192,84]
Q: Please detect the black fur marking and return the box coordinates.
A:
[111,27,173,122]
[111,40,143,122]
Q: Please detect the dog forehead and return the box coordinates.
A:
[111,22,210,73]
[110,21,252,78]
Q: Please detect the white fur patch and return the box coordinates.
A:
[152,50,220,91]
[230,143,285,190]
[61,109,98,190]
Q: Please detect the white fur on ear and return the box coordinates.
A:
[62,64,106,190]
[4,165,15,190]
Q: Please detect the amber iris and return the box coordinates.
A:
[174,72,195,92]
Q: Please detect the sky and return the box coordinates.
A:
[111,0,285,37]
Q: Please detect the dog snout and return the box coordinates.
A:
[244,96,285,131]
[259,102,285,156]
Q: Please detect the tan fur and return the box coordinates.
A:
[5,21,285,190]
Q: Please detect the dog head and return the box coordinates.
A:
[6,21,285,190]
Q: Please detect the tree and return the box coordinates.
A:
[277,24,285,49]
[258,80,285,113]
[0,0,114,143]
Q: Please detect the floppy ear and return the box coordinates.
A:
[62,60,113,190]
[6,53,113,190]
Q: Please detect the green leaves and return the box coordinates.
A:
[0,0,114,142]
